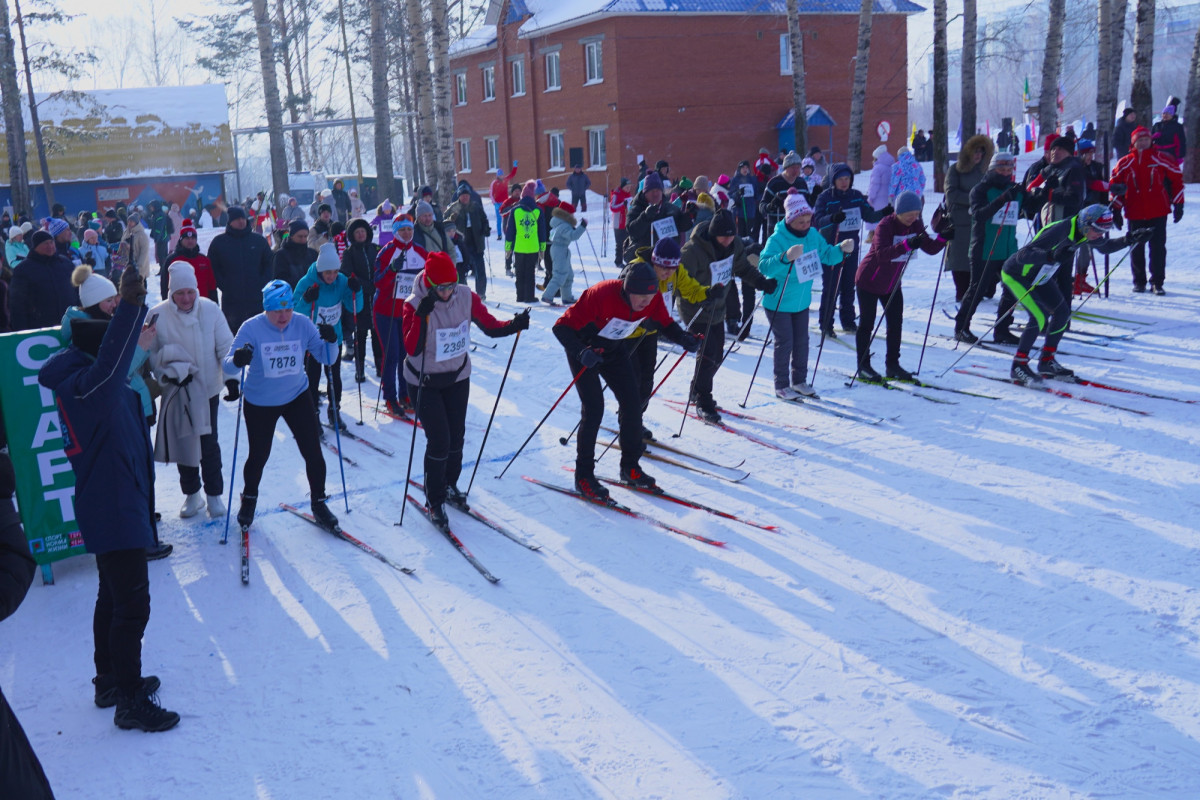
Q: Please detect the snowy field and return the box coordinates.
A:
[5,164,1200,799]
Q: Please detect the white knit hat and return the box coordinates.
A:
[167,261,199,294]
[873,145,889,160]
[316,242,340,272]
[72,265,117,309]
[784,190,814,222]
[8,226,21,239]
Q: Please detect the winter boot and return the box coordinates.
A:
[310,497,339,532]
[94,674,160,709]
[1073,273,1096,296]
[354,367,366,384]
[641,425,655,441]
[619,464,658,491]
[236,494,257,528]
[885,362,915,382]
[857,361,884,382]
[1010,355,1043,386]
[113,685,180,732]
[574,473,611,503]
[842,320,858,333]
[180,492,205,518]
[445,484,470,511]
[725,319,739,336]
[145,542,173,561]
[1037,349,1075,379]
[427,502,450,531]
[954,328,979,344]
[384,399,407,417]
[206,494,226,518]
[993,330,1020,345]
[820,326,837,340]
[1152,284,1166,295]
[327,404,348,431]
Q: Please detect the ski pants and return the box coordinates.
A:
[630,332,658,409]
[306,346,342,410]
[820,236,859,331]
[688,316,726,405]
[1002,269,1070,356]
[94,548,150,696]
[457,242,487,297]
[856,286,904,368]
[241,392,326,499]
[408,377,469,507]
[374,313,406,403]
[353,305,382,377]
[766,308,809,390]
[725,277,756,335]
[567,347,643,478]
[956,258,1018,337]
[178,394,224,498]
[493,202,503,239]
[1128,215,1167,289]
[613,228,628,267]
[513,251,539,303]
[541,255,575,304]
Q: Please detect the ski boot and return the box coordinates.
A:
[885,362,915,382]
[1011,358,1043,386]
[236,494,257,528]
[619,464,659,492]
[310,496,339,532]
[574,473,611,503]
[445,484,470,512]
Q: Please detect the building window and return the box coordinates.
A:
[587,128,607,168]
[584,41,602,84]
[779,34,792,76]
[548,132,565,171]
[482,65,495,101]
[511,59,526,97]
[454,73,467,105]
[486,137,499,172]
[458,140,471,172]
[545,51,561,91]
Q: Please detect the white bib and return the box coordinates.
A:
[393,272,417,300]
[651,217,677,242]
[434,320,470,362]
[838,206,862,233]
[316,304,342,327]
[597,317,643,340]
[261,340,304,378]
[991,201,1019,227]
[740,182,754,197]
[710,255,734,286]
[1033,260,1059,286]
[892,233,916,262]
[795,249,822,282]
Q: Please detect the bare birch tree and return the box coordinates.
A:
[1038,0,1066,136]
[1097,0,1129,154]
[275,0,304,170]
[786,0,807,157]
[961,0,977,140]
[13,0,53,208]
[404,0,438,203]
[1130,0,1155,127]
[250,0,290,201]
[846,0,874,172]
[933,0,948,191]
[428,0,457,204]
[0,0,30,214]
[1183,25,1200,180]
[369,0,395,202]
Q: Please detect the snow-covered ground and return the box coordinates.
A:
[5,164,1200,799]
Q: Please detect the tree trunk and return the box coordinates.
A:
[369,0,395,202]
[846,0,873,172]
[786,0,807,157]
[251,0,290,203]
[13,0,52,210]
[1130,0,1155,127]
[1183,25,1200,180]
[1038,0,1066,136]
[1096,0,1115,149]
[276,0,303,171]
[960,0,977,141]
[0,0,30,215]
[428,0,456,206]
[404,0,438,202]
[933,0,948,191]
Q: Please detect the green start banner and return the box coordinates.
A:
[0,328,85,566]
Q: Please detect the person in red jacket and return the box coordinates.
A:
[609,177,632,268]
[552,263,700,500]
[373,215,428,414]
[1110,126,1183,294]
[159,219,217,301]
[490,162,517,240]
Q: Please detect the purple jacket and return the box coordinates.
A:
[868,152,895,210]
[855,213,946,295]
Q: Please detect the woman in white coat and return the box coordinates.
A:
[148,261,237,518]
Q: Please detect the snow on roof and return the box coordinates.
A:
[28,84,231,131]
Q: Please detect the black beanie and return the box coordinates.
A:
[289,219,309,235]
[623,261,658,295]
[709,209,736,238]
[226,206,247,222]
[30,230,53,248]
[1050,136,1074,154]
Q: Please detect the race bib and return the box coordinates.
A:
[740,183,754,197]
[597,317,642,340]
[892,233,916,262]
[838,206,862,232]
[435,320,470,362]
[1033,260,1059,286]
[651,217,678,241]
[393,272,417,300]
[316,304,342,327]
[795,249,822,282]
[710,255,734,286]
[261,340,304,378]
[991,202,1019,227]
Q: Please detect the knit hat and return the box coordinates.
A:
[20,221,32,233]
[676,177,693,192]
[289,218,309,236]
[520,180,537,199]
[8,226,21,239]
[989,152,1017,169]
[415,200,435,219]
[82,229,98,244]
[1050,136,1074,153]
[73,265,117,308]
[1163,104,1177,115]
[380,199,393,213]
[782,151,803,168]
[47,217,69,238]
[709,208,737,237]
[651,237,681,268]
[392,214,414,231]
[1132,125,1151,141]
[1076,138,1096,153]
[423,251,458,286]
[179,219,197,238]
[317,203,333,216]
[801,157,816,170]
[227,206,247,222]
[758,147,770,155]
[420,186,433,197]
[873,145,889,159]
[695,193,715,212]
[717,174,730,186]
[534,179,547,195]
[894,191,922,215]
[692,176,711,194]
[655,159,669,170]
[619,177,629,187]
[784,190,813,222]
[643,172,664,193]
[167,261,199,294]
[316,242,341,272]
[261,279,294,311]
[30,230,52,248]
[456,181,473,197]
[623,261,658,295]
[557,202,576,215]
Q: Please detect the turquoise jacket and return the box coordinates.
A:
[292,264,363,345]
[59,306,154,417]
[758,219,847,313]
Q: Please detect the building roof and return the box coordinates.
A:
[778,105,838,129]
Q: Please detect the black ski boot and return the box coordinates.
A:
[327,404,348,431]
[993,330,1020,345]
[954,328,979,344]
[1038,349,1075,379]
[574,473,611,503]
[113,685,180,732]
[857,361,884,382]
[95,674,160,709]
[236,494,257,528]
[885,362,915,382]
[310,497,339,531]
[696,396,722,425]
[1011,359,1043,386]
[445,484,470,511]
[427,502,450,531]
[620,464,659,492]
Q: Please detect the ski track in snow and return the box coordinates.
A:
[6,164,1200,799]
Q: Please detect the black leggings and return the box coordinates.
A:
[353,305,382,375]
[856,286,904,367]
[94,548,150,695]
[568,348,643,477]
[306,347,342,408]
[407,377,470,506]
[241,392,326,498]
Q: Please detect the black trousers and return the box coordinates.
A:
[306,347,342,409]
[856,286,904,367]
[352,305,382,376]
[568,348,643,477]
[1128,215,1167,288]
[407,377,470,506]
[457,243,487,297]
[689,316,726,406]
[93,548,150,695]
[513,251,539,302]
[178,394,223,497]
[241,392,326,498]
[725,278,756,333]
[631,332,658,408]
[956,259,1018,337]
[613,228,628,267]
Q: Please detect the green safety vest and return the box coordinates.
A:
[513,207,542,254]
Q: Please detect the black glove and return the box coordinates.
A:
[1128,227,1155,244]
[908,230,928,250]
[317,323,338,343]
[1111,208,1124,229]
[1173,204,1184,224]
[830,209,846,225]
[707,283,727,302]
[1001,184,1019,201]
[759,276,778,294]
[1109,182,1127,197]
[119,265,146,304]
[579,347,603,369]
[416,292,437,317]
[677,332,701,352]
[1041,169,1059,189]
[232,343,254,368]
[223,378,240,401]
[347,274,361,292]
[83,251,96,266]
[933,214,954,237]
[938,222,955,241]
[579,219,587,228]
[171,373,194,388]
[879,205,894,217]
[303,283,320,303]
[507,308,531,333]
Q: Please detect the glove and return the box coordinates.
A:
[83,251,96,266]
[830,209,846,225]
[513,160,518,168]
[707,283,727,302]
[317,323,337,343]
[119,264,146,304]
[223,378,240,402]
[677,332,701,352]
[389,258,403,272]
[416,292,437,316]
[1128,227,1154,244]
[1041,169,1059,189]
[1173,204,1184,224]
[347,274,361,292]
[759,277,778,293]
[879,205,894,217]
[579,219,587,228]
[933,214,954,237]
[232,343,254,368]
[1001,184,1019,201]
[579,347,603,369]
[1109,182,1127,197]
[784,244,805,263]
[173,374,194,388]
[1111,208,1124,229]
[908,230,928,251]
[507,308,531,332]
[303,283,320,303]
[838,239,855,253]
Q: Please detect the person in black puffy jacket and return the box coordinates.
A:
[208,207,273,334]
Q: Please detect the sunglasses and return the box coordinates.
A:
[435,282,457,292]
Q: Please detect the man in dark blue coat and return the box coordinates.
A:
[9,230,78,331]
[38,268,180,733]
[208,206,274,334]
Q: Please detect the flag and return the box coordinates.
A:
[1023,77,1030,106]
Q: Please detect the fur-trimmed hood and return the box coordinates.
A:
[956,134,995,173]
[551,206,578,228]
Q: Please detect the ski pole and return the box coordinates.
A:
[935,270,1052,378]
[465,328,521,496]
[915,247,949,375]
[714,295,764,370]
[847,244,917,387]
[584,227,604,281]
[739,258,795,407]
[573,239,591,288]
[497,364,588,479]
[221,365,246,545]
[398,320,429,526]
[595,346,690,463]
[353,290,364,426]
[1067,247,1133,320]
[672,314,717,439]
[326,360,350,513]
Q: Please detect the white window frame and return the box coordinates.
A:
[458,139,471,173]
[586,127,607,168]
[482,65,496,102]
[545,51,561,92]
[485,137,499,172]
[780,34,792,76]
[454,72,467,105]
[547,132,565,172]
[584,41,603,85]
[510,58,526,97]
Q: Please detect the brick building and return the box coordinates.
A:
[449,0,921,197]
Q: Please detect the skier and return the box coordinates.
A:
[504,181,549,303]
[294,243,362,428]
[340,218,380,382]
[401,251,529,527]
[490,162,518,238]
[374,214,428,414]
[552,263,700,500]
[1152,104,1187,165]
[1109,125,1184,294]
[625,172,691,262]
[224,279,341,531]
[1073,139,1108,295]
[609,177,632,268]
[759,152,809,242]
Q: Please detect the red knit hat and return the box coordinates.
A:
[179,218,197,238]
[423,251,458,286]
